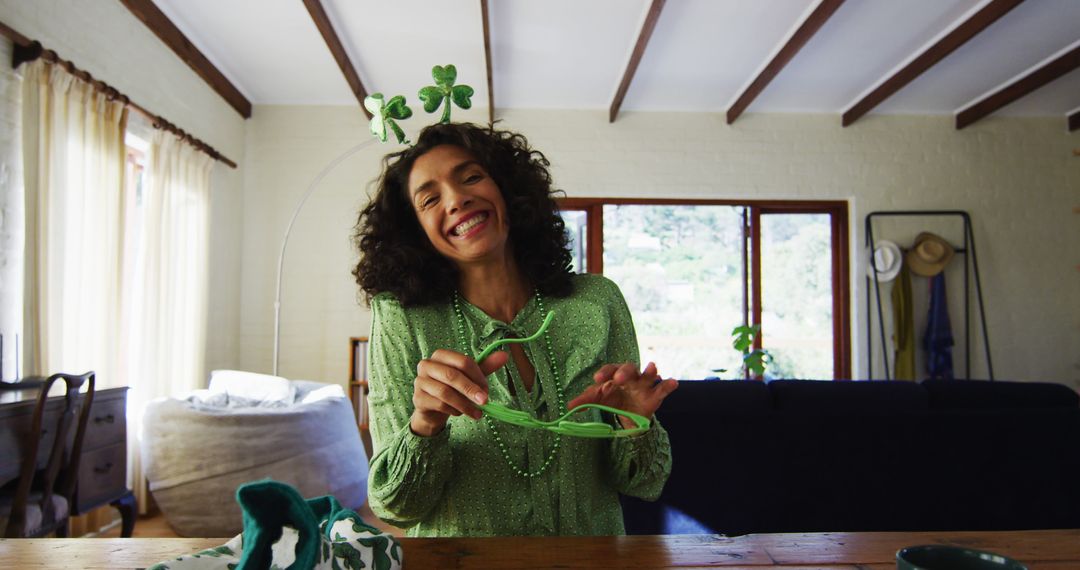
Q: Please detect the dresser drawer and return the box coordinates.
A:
[82,396,126,450]
[0,405,65,483]
[0,413,29,482]
[76,442,127,512]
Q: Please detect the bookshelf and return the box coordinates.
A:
[348,337,369,431]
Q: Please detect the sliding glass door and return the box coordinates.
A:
[559,199,849,380]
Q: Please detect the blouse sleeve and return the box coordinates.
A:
[366,295,454,528]
[601,279,673,501]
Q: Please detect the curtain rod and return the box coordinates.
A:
[1,21,237,169]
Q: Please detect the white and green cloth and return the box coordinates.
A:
[150,480,402,570]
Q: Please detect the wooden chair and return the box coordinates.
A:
[1,371,95,537]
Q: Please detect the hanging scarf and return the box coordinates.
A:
[924,273,954,380]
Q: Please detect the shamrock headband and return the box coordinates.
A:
[364,64,475,145]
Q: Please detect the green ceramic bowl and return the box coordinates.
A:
[897,545,1028,570]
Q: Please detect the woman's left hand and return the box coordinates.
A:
[566,362,679,429]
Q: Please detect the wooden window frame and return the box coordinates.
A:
[558,198,851,380]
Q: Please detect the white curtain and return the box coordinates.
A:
[21,59,127,381]
[124,128,213,513]
[0,36,25,382]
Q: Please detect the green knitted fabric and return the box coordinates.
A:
[147,479,401,565]
[235,481,320,570]
[148,480,402,570]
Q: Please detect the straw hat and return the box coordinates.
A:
[906,232,954,277]
[866,240,902,282]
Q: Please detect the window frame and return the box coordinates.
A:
[558,197,851,380]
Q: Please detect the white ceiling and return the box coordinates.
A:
[152,0,1080,120]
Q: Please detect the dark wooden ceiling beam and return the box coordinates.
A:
[726,0,845,125]
[481,0,494,124]
[843,0,1024,127]
[0,19,31,47]
[2,19,237,167]
[303,0,372,119]
[957,43,1080,129]
[1068,109,1079,132]
[118,0,251,119]
[609,0,666,123]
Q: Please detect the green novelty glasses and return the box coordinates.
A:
[475,311,651,438]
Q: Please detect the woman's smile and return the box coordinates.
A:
[448,210,490,238]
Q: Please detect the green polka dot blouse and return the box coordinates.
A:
[366,273,672,537]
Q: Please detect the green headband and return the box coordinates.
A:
[364,64,475,145]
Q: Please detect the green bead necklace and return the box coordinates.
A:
[452,291,563,478]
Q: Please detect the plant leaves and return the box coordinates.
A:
[744,353,763,377]
[731,323,760,353]
[743,349,772,377]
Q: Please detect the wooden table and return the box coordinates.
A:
[2,529,1078,569]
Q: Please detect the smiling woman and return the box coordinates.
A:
[353,123,573,308]
[407,145,512,268]
[350,123,677,537]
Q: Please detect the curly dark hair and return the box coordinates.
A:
[352,122,573,307]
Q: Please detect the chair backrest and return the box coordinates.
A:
[4,371,95,538]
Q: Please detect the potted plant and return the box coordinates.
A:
[714,324,773,380]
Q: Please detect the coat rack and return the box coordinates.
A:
[865,210,993,381]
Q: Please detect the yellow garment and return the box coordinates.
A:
[891,262,915,380]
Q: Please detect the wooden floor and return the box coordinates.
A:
[92,502,403,539]
[95,511,177,538]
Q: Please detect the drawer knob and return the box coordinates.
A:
[93,462,114,474]
[94,414,116,424]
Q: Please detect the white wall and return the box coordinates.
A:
[0,0,246,380]
[3,1,1076,390]
[240,104,490,383]
[246,106,1079,390]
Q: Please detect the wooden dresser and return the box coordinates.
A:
[0,385,136,536]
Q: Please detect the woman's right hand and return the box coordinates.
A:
[410,349,510,437]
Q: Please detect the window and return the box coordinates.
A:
[561,209,589,273]
[119,132,148,378]
[559,199,850,380]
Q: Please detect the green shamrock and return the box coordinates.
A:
[355,533,396,570]
[364,93,413,144]
[418,64,474,123]
[330,541,366,570]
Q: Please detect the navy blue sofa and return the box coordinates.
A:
[621,379,1080,535]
